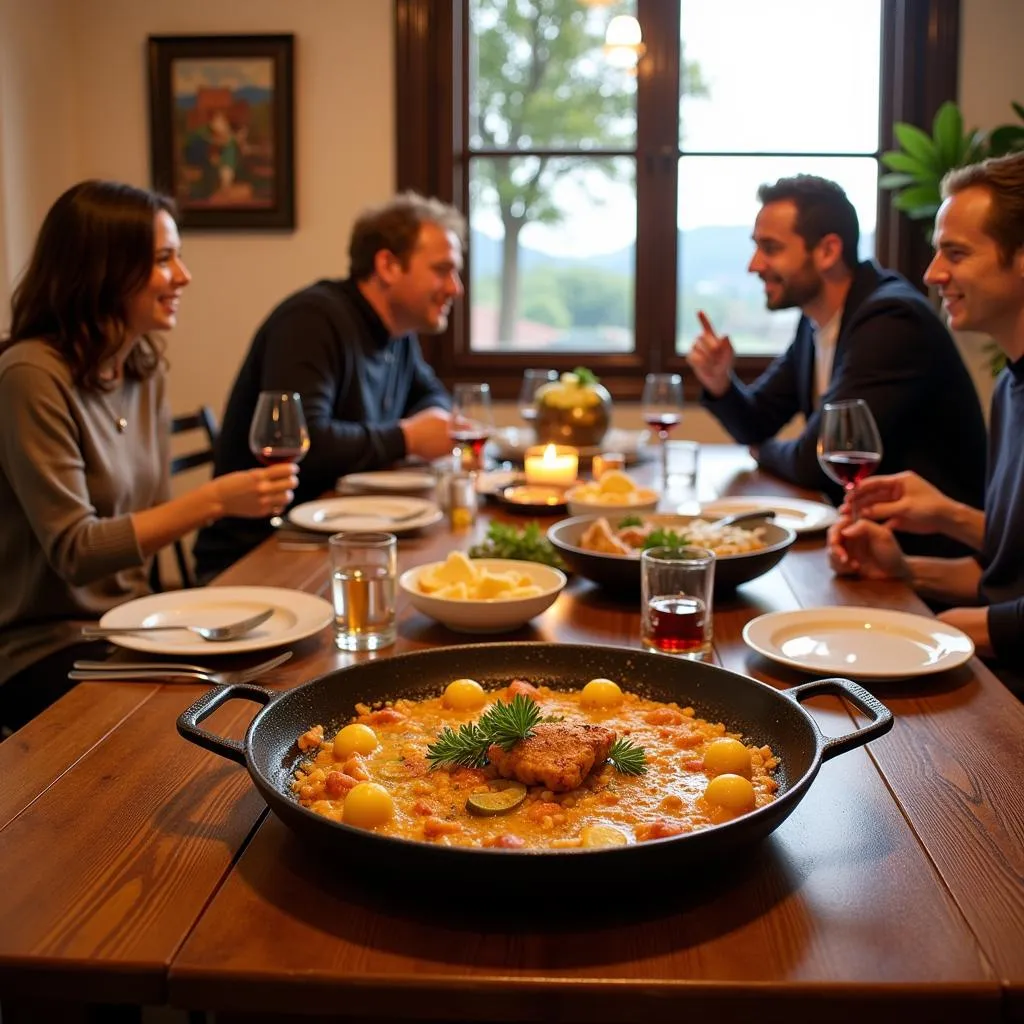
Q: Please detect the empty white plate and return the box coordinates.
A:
[288,495,443,534]
[339,470,437,493]
[96,586,334,655]
[699,495,839,535]
[743,606,974,679]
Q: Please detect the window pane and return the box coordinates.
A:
[679,0,881,154]
[676,156,879,356]
[469,155,636,353]
[469,0,638,151]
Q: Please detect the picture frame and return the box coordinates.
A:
[147,34,295,230]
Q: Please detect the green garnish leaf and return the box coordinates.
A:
[642,527,690,550]
[426,694,541,769]
[425,722,490,769]
[573,366,599,386]
[617,514,643,529]
[482,694,543,752]
[469,520,566,569]
[607,737,648,776]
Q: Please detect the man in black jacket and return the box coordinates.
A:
[829,152,1024,696]
[688,175,986,557]
[194,193,465,579]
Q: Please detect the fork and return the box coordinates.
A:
[67,650,293,685]
[79,607,274,643]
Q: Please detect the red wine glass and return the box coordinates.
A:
[249,391,309,522]
[816,398,883,514]
[641,373,684,486]
[449,382,494,471]
[249,391,310,467]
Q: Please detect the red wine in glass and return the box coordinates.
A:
[641,373,685,486]
[448,429,490,464]
[819,451,881,489]
[450,382,495,471]
[817,399,883,512]
[255,445,309,467]
[643,595,708,654]
[643,412,681,435]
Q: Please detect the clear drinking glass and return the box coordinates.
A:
[641,373,684,486]
[816,399,883,511]
[640,545,715,659]
[517,368,558,428]
[248,391,310,466]
[449,382,495,472]
[329,531,398,651]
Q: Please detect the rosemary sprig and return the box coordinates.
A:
[426,693,649,778]
[607,737,648,776]
[426,694,540,769]
[424,720,491,769]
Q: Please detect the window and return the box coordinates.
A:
[395,0,959,398]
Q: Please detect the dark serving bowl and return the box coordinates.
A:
[178,642,890,887]
[547,513,797,593]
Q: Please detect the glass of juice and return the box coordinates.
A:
[329,532,398,651]
[640,545,715,659]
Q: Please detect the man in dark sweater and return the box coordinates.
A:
[688,175,986,558]
[194,193,464,579]
[829,152,1024,696]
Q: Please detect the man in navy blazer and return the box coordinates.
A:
[688,174,986,557]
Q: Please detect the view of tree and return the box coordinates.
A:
[470,0,706,344]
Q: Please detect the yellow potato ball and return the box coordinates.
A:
[702,737,752,779]
[333,723,378,759]
[342,782,395,829]
[704,773,756,813]
[443,678,486,711]
[580,677,624,708]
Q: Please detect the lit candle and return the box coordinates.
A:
[524,444,579,487]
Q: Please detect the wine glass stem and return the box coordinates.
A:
[660,430,669,486]
[846,484,857,522]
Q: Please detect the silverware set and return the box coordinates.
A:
[68,650,292,685]
[80,607,275,642]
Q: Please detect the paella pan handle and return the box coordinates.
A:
[176,683,275,766]
[783,677,894,762]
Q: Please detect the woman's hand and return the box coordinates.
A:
[843,471,953,534]
[211,463,298,518]
[827,515,910,580]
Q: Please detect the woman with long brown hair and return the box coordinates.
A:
[0,179,298,733]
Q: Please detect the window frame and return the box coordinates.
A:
[395,0,959,400]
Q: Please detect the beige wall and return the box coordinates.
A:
[0,0,393,420]
[0,0,1021,442]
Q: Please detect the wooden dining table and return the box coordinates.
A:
[1,444,1022,1024]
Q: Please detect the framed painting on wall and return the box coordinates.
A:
[147,34,295,230]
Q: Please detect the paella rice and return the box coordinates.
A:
[291,677,779,849]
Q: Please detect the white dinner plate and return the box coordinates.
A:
[338,469,437,494]
[698,495,839,535]
[743,606,974,679]
[97,586,334,656]
[490,427,651,463]
[288,495,443,534]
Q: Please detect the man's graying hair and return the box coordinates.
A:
[349,192,466,280]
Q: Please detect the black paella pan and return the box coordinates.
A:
[178,642,892,885]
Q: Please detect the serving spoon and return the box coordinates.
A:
[80,607,275,643]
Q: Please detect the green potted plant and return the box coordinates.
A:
[881,100,1024,221]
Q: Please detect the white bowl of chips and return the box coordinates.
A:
[565,469,660,517]
[398,552,567,634]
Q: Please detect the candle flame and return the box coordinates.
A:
[543,444,558,463]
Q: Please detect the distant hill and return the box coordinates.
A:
[470,225,876,281]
